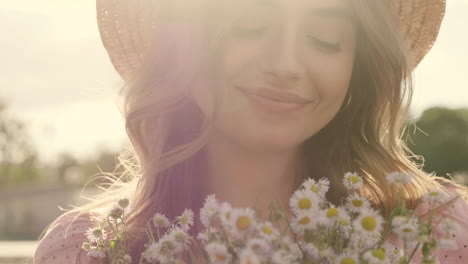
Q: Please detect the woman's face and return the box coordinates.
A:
[191,0,357,152]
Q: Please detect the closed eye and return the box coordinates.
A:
[230,26,343,53]
[307,35,342,52]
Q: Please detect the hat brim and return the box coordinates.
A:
[96,0,446,81]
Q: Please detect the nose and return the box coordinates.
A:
[262,30,302,89]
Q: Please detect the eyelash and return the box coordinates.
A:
[231,26,342,53]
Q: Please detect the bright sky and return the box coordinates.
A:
[1,0,467,164]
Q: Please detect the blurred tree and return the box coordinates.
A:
[404,107,468,177]
[78,147,123,186]
[56,152,79,184]
[0,99,41,187]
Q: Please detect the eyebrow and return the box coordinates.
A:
[253,0,355,21]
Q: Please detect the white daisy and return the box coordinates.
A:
[153,213,170,228]
[302,242,320,260]
[289,189,320,215]
[158,233,180,254]
[381,242,403,264]
[200,194,220,228]
[318,247,335,260]
[392,217,419,241]
[85,226,107,243]
[422,190,446,203]
[291,210,319,234]
[394,223,419,242]
[390,216,407,228]
[347,231,375,250]
[353,208,384,237]
[197,230,210,244]
[385,171,414,186]
[246,238,271,257]
[362,248,390,264]
[336,213,353,234]
[175,208,194,231]
[271,249,296,264]
[205,242,232,264]
[238,248,262,264]
[343,171,363,191]
[281,237,303,260]
[335,253,359,264]
[302,177,330,197]
[87,249,106,259]
[257,221,280,241]
[219,202,233,228]
[323,205,347,223]
[143,241,174,264]
[168,226,192,250]
[143,242,161,263]
[228,208,257,238]
[345,193,371,213]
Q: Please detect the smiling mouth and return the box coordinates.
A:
[236,86,312,104]
[236,86,311,114]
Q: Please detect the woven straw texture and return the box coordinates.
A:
[96,0,446,81]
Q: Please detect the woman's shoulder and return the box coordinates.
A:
[34,210,98,264]
[414,183,468,222]
[412,184,468,262]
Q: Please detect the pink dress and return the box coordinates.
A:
[33,211,98,264]
[387,188,468,263]
[33,190,468,264]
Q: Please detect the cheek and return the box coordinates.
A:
[306,52,354,109]
[223,41,263,77]
[190,41,260,119]
[190,74,214,119]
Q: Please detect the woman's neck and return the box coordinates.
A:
[201,131,302,219]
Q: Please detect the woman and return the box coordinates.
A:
[34,0,468,263]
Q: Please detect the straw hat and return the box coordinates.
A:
[96,0,446,81]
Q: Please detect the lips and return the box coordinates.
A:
[237,87,312,104]
[236,86,312,114]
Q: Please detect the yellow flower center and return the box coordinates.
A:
[403,227,413,233]
[261,226,273,235]
[350,176,360,184]
[327,208,339,218]
[299,216,311,225]
[236,216,251,230]
[310,185,319,193]
[298,198,311,209]
[341,257,356,264]
[371,248,386,260]
[361,216,377,231]
[215,254,226,261]
[352,200,363,207]
[92,229,103,237]
[430,191,439,196]
[225,211,231,220]
[339,219,349,226]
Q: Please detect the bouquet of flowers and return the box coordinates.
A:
[82,171,460,264]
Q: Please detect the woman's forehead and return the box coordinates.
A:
[231,0,354,19]
[241,0,351,10]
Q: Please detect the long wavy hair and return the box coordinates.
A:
[62,0,467,261]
